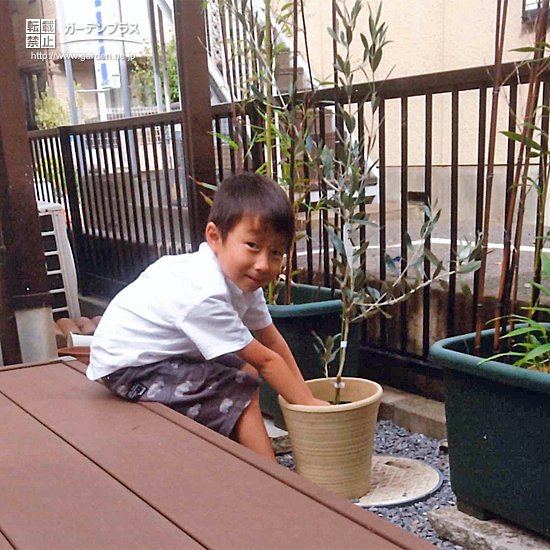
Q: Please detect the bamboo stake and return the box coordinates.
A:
[474,0,508,353]
[218,0,244,173]
[264,0,274,179]
[285,0,299,306]
[494,0,549,346]
[532,82,550,309]
[511,1,549,316]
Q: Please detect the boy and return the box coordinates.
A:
[87,172,327,462]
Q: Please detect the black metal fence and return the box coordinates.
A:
[30,112,194,296]
[29,62,549,392]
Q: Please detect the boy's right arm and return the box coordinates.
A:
[238,339,329,407]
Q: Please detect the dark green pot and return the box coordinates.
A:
[430,327,550,538]
[261,283,359,428]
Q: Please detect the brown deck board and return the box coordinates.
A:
[0,531,14,549]
[0,393,202,549]
[0,360,434,549]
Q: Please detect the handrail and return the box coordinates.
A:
[28,61,549,141]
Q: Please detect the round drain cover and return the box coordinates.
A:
[354,455,442,508]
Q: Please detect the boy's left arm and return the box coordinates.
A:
[254,323,305,383]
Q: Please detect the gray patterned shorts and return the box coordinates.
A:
[102,353,259,437]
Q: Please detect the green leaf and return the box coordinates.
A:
[350,216,377,227]
[531,281,550,297]
[351,0,361,22]
[501,130,542,151]
[433,260,444,279]
[346,26,353,47]
[199,191,214,207]
[512,46,541,53]
[327,226,346,256]
[196,180,218,192]
[343,112,356,134]
[384,253,398,272]
[478,351,524,365]
[327,27,338,43]
[522,343,550,363]
[424,248,441,266]
[457,260,481,274]
[457,243,473,262]
[527,305,550,314]
[500,326,538,339]
[542,252,550,280]
[372,49,383,72]
[438,279,449,291]
[367,286,381,300]
[211,132,239,150]
[356,240,370,257]
[461,281,472,299]
[514,316,547,329]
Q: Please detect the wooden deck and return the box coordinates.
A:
[0,358,434,549]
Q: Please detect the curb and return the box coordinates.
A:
[378,385,447,440]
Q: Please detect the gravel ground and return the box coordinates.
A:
[276,419,464,549]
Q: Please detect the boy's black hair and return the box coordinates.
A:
[208,172,295,250]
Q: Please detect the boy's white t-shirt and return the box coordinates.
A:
[86,242,272,380]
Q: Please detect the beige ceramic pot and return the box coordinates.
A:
[278,377,383,499]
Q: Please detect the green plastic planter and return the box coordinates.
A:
[261,283,359,428]
[430,327,550,538]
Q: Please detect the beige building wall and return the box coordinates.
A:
[271,1,546,230]
[12,0,54,73]
[272,0,540,168]
[276,1,536,81]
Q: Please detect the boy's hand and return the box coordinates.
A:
[239,338,334,406]
[305,397,331,407]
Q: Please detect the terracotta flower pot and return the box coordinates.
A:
[279,377,382,499]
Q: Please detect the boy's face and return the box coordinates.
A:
[206,215,287,293]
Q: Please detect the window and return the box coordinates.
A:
[523,0,550,22]
[20,70,46,130]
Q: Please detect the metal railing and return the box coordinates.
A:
[30,111,195,296]
[29,62,549,374]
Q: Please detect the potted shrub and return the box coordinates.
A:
[216,0,479,497]
[429,3,550,537]
[275,1,480,498]
[429,259,550,537]
[216,0,363,426]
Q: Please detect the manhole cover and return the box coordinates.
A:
[354,455,442,508]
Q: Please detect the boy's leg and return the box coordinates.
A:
[233,364,276,462]
[103,358,275,460]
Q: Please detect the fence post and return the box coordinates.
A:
[174,0,217,249]
[0,9,57,363]
[58,126,86,293]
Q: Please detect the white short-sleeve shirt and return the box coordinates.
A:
[86,243,272,380]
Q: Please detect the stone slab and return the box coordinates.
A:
[391,392,447,440]
[378,386,409,421]
[428,506,550,550]
[378,385,447,440]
